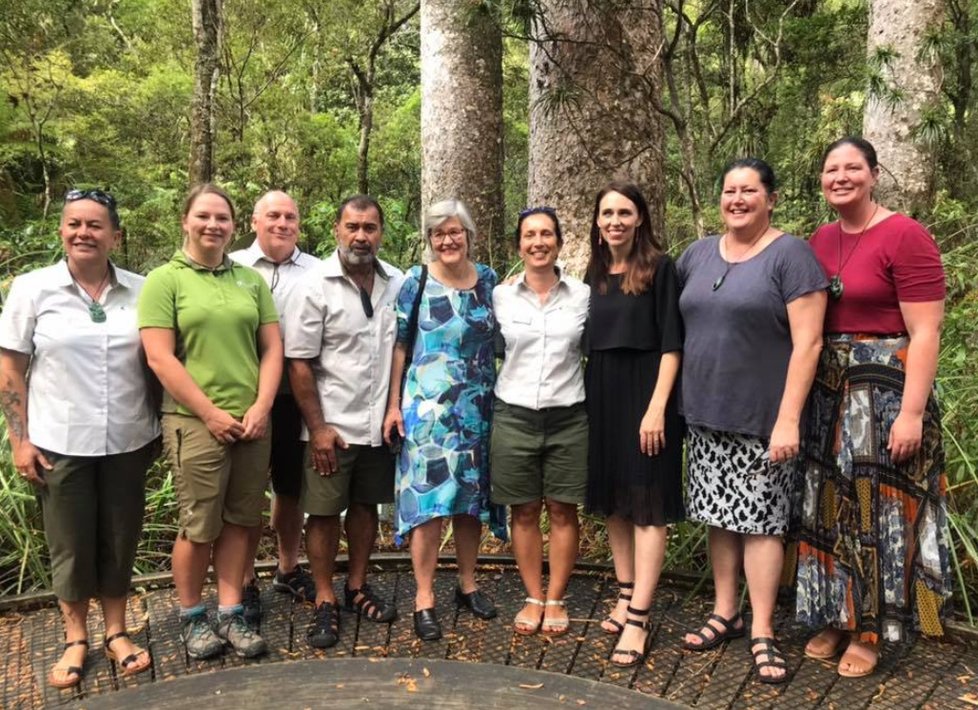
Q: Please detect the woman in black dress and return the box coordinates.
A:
[585,181,684,667]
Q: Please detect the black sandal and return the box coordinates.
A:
[682,612,745,651]
[104,631,151,676]
[749,636,789,685]
[344,582,397,623]
[601,580,634,635]
[308,601,341,648]
[48,639,89,689]
[610,606,652,668]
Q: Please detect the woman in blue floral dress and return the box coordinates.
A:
[384,199,505,641]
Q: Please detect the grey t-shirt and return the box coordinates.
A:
[676,234,827,438]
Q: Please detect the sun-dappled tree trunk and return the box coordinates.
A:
[863,0,945,214]
[526,0,666,275]
[189,0,222,185]
[421,0,505,265]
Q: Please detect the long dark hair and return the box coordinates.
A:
[584,181,664,295]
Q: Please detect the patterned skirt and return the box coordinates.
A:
[686,426,795,536]
[792,334,952,643]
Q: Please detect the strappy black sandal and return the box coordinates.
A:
[682,612,745,651]
[344,582,397,623]
[750,636,789,685]
[610,606,652,668]
[601,580,634,635]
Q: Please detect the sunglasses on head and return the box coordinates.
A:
[518,206,557,220]
[65,188,117,210]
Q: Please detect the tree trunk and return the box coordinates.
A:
[421,0,505,265]
[863,0,945,214]
[527,0,666,275]
[189,0,222,186]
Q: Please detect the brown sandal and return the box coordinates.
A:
[837,641,878,678]
[48,639,88,689]
[104,631,151,677]
[804,628,848,660]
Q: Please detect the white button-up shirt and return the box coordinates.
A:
[230,241,320,395]
[283,250,404,445]
[0,260,161,456]
[229,241,321,337]
[493,270,590,410]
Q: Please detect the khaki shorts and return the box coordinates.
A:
[38,441,158,602]
[162,413,271,543]
[489,400,588,506]
[301,443,395,516]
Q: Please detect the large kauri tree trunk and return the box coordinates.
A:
[189,0,222,185]
[528,0,666,275]
[421,0,505,265]
[863,0,945,214]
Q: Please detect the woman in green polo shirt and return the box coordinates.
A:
[138,183,282,660]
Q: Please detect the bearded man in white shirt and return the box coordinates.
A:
[284,195,404,648]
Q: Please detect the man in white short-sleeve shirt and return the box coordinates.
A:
[284,195,404,649]
[230,191,320,622]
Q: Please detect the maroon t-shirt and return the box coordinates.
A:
[810,213,945,334]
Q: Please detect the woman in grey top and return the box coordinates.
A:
[490,207,589,637]
[676,159,826,684]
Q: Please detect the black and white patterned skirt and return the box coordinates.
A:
[685,425,795,536]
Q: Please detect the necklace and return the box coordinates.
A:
[828,203,879,300]
[69,264,111,323]
[712,224,770,291]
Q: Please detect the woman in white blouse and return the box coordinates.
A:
[0,190,160,688]
[490,207,589,636]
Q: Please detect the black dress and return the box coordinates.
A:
[584,255,685,526]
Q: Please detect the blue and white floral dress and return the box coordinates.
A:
[393,263,506,544]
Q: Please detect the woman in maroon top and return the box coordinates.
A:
[794,137,952,678]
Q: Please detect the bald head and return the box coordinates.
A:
[252,190,300,262]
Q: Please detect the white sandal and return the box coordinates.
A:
[542,599,569,636]
[514,597,545,636]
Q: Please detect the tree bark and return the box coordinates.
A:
[527,0,666,275]
[421,0,505,265]
[189,0,222,186]
[863,0,945,214]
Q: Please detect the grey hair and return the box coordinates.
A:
[423,199,476,249]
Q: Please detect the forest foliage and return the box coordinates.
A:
[1,0,977,615]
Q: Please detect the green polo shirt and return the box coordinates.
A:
[138,250,279,417]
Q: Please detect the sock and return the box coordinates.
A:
[218,603,244,618]
[180,604,207,619]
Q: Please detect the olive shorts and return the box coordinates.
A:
[489,400,588,506]
[162,413,271,543]
[38,440,158,602]
[301,443,395,516]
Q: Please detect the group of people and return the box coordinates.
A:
[0,135,951,689]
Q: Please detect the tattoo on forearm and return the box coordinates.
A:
[0,390,25,441]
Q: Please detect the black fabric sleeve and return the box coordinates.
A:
[655,255,684,353]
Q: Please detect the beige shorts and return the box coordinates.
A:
[162,413,271,543]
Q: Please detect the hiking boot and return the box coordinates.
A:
[273,564,316,601]
[242,578,262,627]
[216,611,268,658]
[180,611,223,660]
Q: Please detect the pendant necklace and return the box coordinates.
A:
[829,203,878,300]
[712,224,770,291]
[69,265,111,323]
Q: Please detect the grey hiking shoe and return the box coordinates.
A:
[216,610,267,658]
[242,578,262,627]
[180,611,223,660]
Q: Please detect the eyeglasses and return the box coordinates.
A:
[65,188,117,210]
[430,228,466,244]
